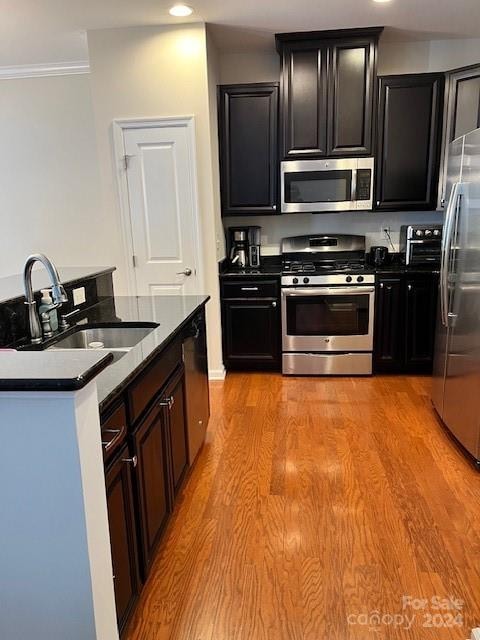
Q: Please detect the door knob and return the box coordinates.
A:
[177,268,192,276]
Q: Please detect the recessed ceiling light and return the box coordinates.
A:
[169,4,193,16]
[372,0,392,3]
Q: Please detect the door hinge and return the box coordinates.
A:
[123,154,133,170]
[132,255,138,268]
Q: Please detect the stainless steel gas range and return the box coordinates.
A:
[281,234,375,375]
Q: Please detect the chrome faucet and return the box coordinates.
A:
[23,254,68,344]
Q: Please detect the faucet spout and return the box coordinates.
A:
[23,254,67,344]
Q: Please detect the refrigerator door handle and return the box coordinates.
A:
[440,182,460,327]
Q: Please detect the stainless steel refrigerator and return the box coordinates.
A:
[432,127,480,462]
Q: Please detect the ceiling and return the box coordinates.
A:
[1,0,480,66]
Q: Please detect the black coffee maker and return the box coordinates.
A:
[228,226,261,268]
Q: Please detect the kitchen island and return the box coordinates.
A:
[0,277,210,640]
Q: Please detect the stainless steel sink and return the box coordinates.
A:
[50,326,156,350]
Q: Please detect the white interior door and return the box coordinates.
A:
[123,121,201,296]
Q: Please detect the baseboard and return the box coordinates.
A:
[209,367,226,381]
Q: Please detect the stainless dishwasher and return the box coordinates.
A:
[182,310,210,464]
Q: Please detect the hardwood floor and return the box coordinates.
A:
[127,373,480,639]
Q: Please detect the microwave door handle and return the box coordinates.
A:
[351,167,357,203]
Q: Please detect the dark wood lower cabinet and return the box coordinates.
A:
[222,298,281,369]
[131,402,171,580]
[374,272,439,373]
[102,310,209,636]
[163,367,188,495]
[405,276,439,371]
[105,444,139,637]
[374,276,404,372]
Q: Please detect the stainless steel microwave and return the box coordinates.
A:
[280,157,374,213]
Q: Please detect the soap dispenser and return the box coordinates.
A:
[39,288,58,332]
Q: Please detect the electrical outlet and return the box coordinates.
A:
[382,226,392,240]
[72,287,86,306]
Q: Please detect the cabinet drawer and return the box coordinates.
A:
[221,279,279,299]
[101,402,128,463]
[128,337,182,425]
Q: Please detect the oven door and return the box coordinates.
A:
[281,286,375,352]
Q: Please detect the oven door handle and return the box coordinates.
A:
[282,287,375,296]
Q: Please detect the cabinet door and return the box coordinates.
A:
[131,404,170,579]
[449,66,480,142]
[163,368,188,494]
[280,44,328,158]
[328,40,376,156]
[439,64,480,208]
[222,299,280,369]
[105,444,139,636]
[374,276,404,372]
[218,83,278,215]
[405,276,439,372]
[376,74,444,211]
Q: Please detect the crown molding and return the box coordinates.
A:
[0,61,90,80]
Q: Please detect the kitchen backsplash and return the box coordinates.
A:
[223,210,443,255]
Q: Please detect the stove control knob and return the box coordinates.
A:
[346,276,353,283]
[293,277,299,284]
[357,276,364,283]
[303,277,310,284]
[433,229,441,237]
[424,229,432,237]
[415,229,424,237]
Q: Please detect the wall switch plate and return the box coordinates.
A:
[72,287,86,306]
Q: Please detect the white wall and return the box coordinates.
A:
[224,210,443,255]
[378,37,480,75]
[87,24,225,376]
[0,74,107,276]
[219,51,279,84]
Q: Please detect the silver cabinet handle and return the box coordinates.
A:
[159,395,174,409]
[272,301,277,307]
[102,425,126,452]
[407,284,412,291]
[379,282,384,288]
[122,455,138,467]
[177,268,192,276]
[240,286,259,291]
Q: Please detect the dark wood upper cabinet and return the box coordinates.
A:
[105,444,139,637]
[375,73,445,211]
[328,40,376,156]
[280,43,328,157]
[276,28,382,159]
[218,83,279,216]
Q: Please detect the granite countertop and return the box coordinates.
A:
[0,266,115,305]
[0,350,113,392]
[89,295,209,410]
[218,255,439,278]
[2,294,209,404]
[220,264,282,278]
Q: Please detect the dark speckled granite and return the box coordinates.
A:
[88,295,210,410]
[0,350,113,392]
[4,294,209,403]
